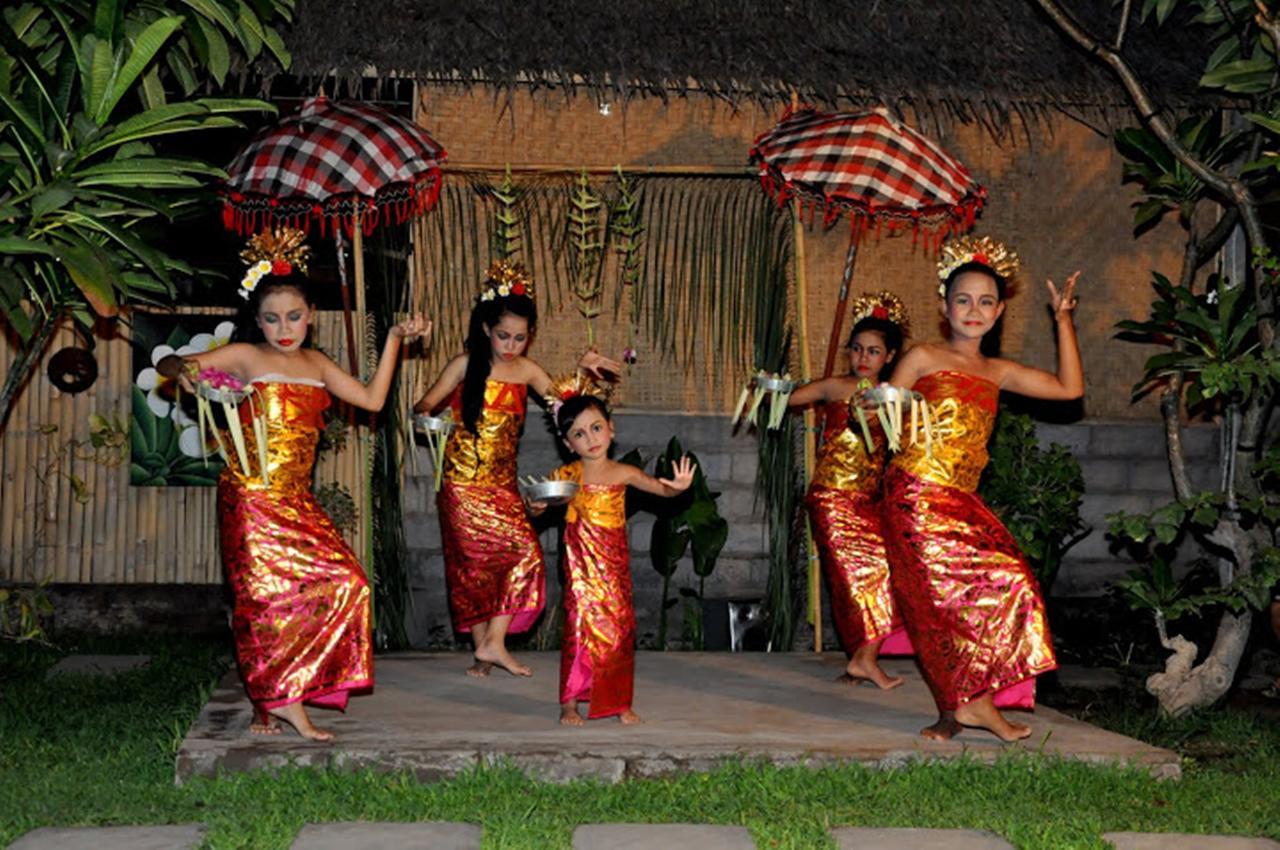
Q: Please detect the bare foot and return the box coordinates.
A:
[920,712,964,740]
[268,702,335,742]
[249,718,281,735]
[466,660,493,678]
[474,643,532,677]
[838,654,904,691]
[954,698,1032,742]
[560,703,584,726]
[619,709,643,725]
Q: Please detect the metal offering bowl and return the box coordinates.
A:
[195,383,247,404]
[519,479,579,506]
[754,375,796,393]
[860,386,920,406]
[414,414,455,435]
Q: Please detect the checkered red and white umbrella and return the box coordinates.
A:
[750,106,984,245]
[222,96,446,237]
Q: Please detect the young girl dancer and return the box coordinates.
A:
[414,263,620,678]
[534,377,694,725]
[788,292,912,690]
[882,236,1081,742]
[161,228,429,741]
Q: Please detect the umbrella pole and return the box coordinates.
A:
[351,211,376,633]
[334,229,360,377]
[821,240,859,379]
[792,201,821,654]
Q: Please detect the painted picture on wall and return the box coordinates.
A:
[130,312,237,486]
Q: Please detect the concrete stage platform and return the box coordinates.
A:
[176,652,1179,784]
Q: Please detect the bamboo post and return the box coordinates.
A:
[792,200,821,654]
[822,240,859,378]
[351,211,376,615]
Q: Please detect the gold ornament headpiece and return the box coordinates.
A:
[544,372,611,422]
[935,235,1019,297]
[238,227,311,300]
[847,290,910,338]
[479,260,535,302]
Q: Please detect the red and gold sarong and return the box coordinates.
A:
[218,381,372,712]
[554,462,634,719]
[882,370,1056,710]
[438,379,544,633]
[807,400,909,654]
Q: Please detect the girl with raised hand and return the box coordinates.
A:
[160,228,430,741]
[881,236,1081,742]
[414,263,621,678]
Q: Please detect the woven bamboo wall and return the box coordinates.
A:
[0,311,370,585]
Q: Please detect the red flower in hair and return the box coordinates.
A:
[972,252,989,266]
[271,259,292,275]
[872,306,889,319]
[512,282,526,296]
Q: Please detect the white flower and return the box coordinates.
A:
[171,407,209,459]
[1206,289,1219,305]
[254,260,271,275]
[498,284,510,296]
[135,344,179,417]
[480,290,496,302]
[186,321,236,354]
[937,282,947,298]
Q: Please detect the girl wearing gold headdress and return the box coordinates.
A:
[530,377,695,725]
[882,236,1080,742]
[160,228,430,741]
[414,264,621,678]
[787,293,912,690]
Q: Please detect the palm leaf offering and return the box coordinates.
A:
[567,169,606,342]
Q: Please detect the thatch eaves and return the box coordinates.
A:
[285,0,1216,130]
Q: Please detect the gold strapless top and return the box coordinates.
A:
[443,379,527,486]
[811,399,885,493]
[554,462,627,529]
[225,382,329,494]
[890,370,998,492]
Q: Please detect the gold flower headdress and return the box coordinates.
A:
[935,235,1019,297]
[479,260,535,302]
[238,227,310,299]
[544,372,610,420]
[847,290,910,337]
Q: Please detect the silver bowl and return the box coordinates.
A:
[414,414,455,435]
[754,374,796,393]
[519,479,579,506]
[195,383,247,404]
[861,386,921,405]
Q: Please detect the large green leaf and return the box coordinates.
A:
[1200,57,1275,93]
[97,15,183,123]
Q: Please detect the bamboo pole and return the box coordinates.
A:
[792,199,821,654]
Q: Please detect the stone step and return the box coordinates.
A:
[7,825,205,850]
[573,824,757,849]
[832,827,1014,848]
[1103,833,1280,849]
[288,821,482,849]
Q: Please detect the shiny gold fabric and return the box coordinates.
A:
[883,371,1056,710]
[218,382,372,711]
[807,401,904,652]
[554,462,635,719]
[438,379,545,633]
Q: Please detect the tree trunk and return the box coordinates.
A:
[1148,612,1251,716]
[0,311,59,434]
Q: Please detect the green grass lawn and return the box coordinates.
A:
[2,637,1278,849]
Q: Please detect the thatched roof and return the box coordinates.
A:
[285,0,1213,127]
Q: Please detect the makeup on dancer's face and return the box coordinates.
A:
[257,289,312,352]
[944,271,1004,336]
[487,313,530,363]
[564,407,613,460]
[847,330,893,379]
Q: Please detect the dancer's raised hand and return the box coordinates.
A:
[659,456,697,493]
[1047,272,1081,322]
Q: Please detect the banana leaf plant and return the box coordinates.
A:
[0,0,289,431]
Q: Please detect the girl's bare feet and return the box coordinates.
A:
[268,701,335,742]
[560,702,585,726]
[474,643,532,677]
[953,696,1032,742]
[249,717,282,735]
[619,709,643,725]
[920,711,964,740]
[836,643,904,690]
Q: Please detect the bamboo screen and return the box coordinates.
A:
[0,310,370,585]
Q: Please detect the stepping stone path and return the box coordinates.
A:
[44,654,151,679]
[9,823,1279,848]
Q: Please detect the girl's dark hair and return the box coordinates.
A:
[941,261,1008,300]
[846,316,904,357]
[232,274,314,345]
[461,292,538,434]
[555,394,610,441]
